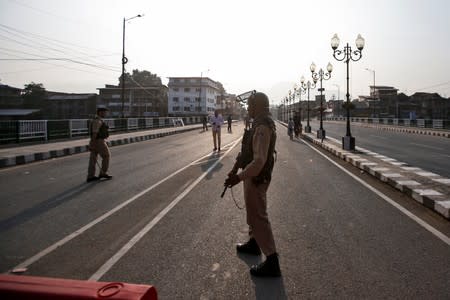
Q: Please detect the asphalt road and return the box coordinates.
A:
[309,120,450,178]
[1,122,449,299]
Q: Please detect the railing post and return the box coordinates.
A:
[44,120,48,142]
[69,120,73,138]
[16,120,20,143]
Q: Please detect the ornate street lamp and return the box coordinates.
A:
[288,90,293,121]
[284,96,288,122]
[294,82,305,122]
[311,62,333,140]
[331,33,365,150]
[300,75,316,133]
[121,14,143,118]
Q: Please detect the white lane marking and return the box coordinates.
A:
[11,139,241,272]
[409,143,444,151]
[300,139,450,246]
[89,138,241,281]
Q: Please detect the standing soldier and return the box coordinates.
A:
[227,114,232,133]
[87,107,112,182]
[224,92,280,277]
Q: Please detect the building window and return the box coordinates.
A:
[184,106,191,111]
[184,88,191,92]
[184,97,190,102]
[173,106,180,111]
[195,97,201,102]
[173,88,179,92]
[195,88,201,92]
[173,97,179,102]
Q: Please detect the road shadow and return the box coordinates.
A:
[237,253,287,300]
[200,152,223,180]
[0,182,96,233]
[252,276,288,300]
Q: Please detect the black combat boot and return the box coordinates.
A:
[236,238,261,255]
[250,253,281,277]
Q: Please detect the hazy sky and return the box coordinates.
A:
[0,0,449,104]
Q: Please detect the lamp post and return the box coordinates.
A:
[121,14,143,118]
[310,62,333,140]
[300,75,315,133]
[365,68,375,98]
[295,82,305,121]
[284,97,288,122]
[333,84,340,100]
[365,68,376,117]
[331,33,365,150]
[198,69,210,116]
[288,90,293,121]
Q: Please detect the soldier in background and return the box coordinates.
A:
[224,92,280,277]
[87,107,112,182]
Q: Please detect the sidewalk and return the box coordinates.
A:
[0,124,203,168]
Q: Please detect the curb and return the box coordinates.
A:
[0,126,202,169]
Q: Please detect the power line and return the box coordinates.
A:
[0,57,120,72]
[7,0,98,29]
[0,47,121,72]
[0,28,120,70]
[415,81,450,92]
[0,24,119,57]
[0,50,118,76]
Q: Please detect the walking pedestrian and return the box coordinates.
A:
[227,115,232,133]
[202,115,208,131]
[87,107,112,182]
[210,110,223,151]
[287,118,294,140]
[224,92,280,277]
[293,112,302,138]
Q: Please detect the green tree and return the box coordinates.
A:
[23,82,47,109]
[119,69,162,87]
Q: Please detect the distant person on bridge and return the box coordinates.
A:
[293,112,302,138]
[202,115,208,131]
[87,107,112,182]
[210,110,224,151]
[227,114,232,133]
[225,92,280,277]
[287,118,294,140]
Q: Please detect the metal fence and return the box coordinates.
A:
[325,117,450,130]
[0,116,202,144]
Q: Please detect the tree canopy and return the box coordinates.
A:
[119,69,162,87]
[23,82,47,108]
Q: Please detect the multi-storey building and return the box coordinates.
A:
[45,92,97,119]
[97,84,168,118]
[167,77,221,116]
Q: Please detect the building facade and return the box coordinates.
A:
[167,77,221,116]
[97,84,168,118]
[0,84,23,108]
[45,92,97,119]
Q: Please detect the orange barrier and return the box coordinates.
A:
[0,274,157,300]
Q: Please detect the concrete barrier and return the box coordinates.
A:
[0,274,157,300]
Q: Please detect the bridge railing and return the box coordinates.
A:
[0,116,203,144]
